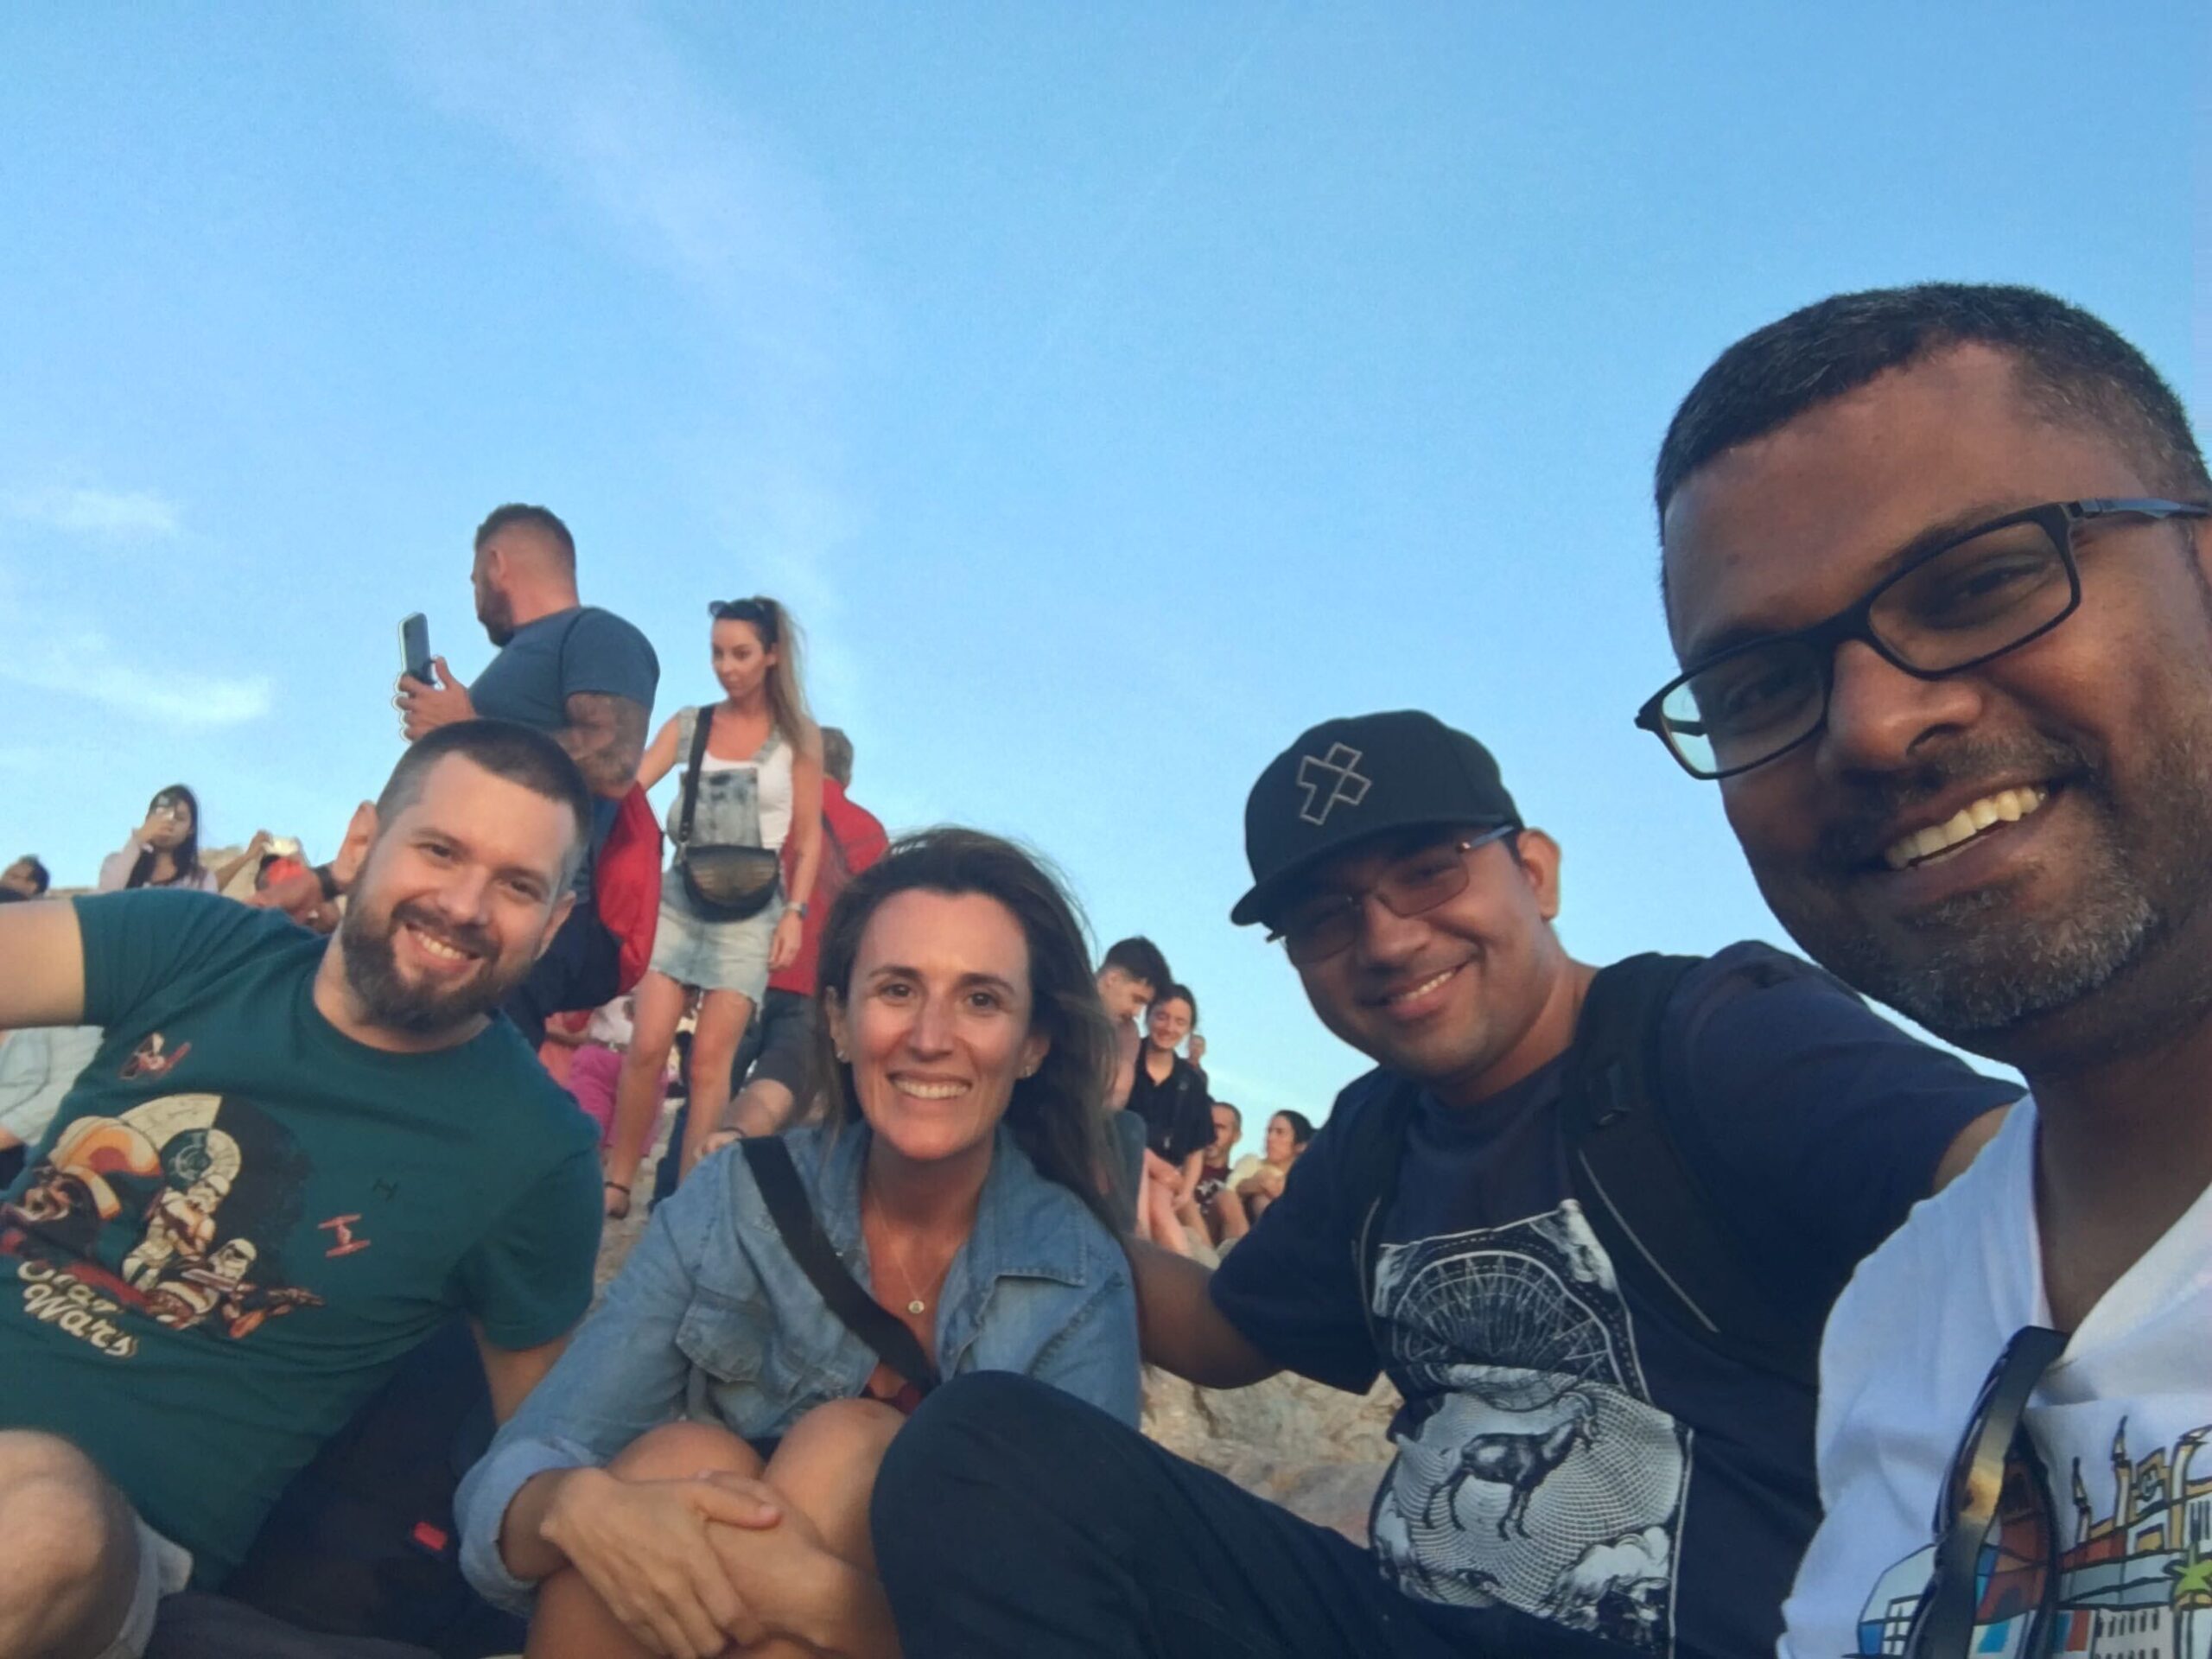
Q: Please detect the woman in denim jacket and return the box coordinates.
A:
[459,828,1139,1658]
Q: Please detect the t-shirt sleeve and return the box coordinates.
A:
[454,1130,603,1349]
[1659,942,2021,1310]
[1207,1082,1380,1394]
[73,890,278,1028]
[558,609,659,711]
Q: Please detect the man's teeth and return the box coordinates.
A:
[1389,969,1455,1005]
[410,926,471,962]
[896,1080,968,1100]
[1882,786,2048,870]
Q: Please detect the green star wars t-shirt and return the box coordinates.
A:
[0,891,602,1586]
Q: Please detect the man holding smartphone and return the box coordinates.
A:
[394,503,659,1046]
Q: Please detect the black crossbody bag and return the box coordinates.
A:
[673,709,782,921]
[741,1137,941,1396]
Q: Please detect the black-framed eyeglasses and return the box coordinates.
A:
[1897,1325,2068,1659]
[1265,825,1517,965]
[1637,499,2210,780]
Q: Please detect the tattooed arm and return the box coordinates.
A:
[557,692,651,799]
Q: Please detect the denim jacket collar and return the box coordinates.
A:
[801,1119,1097,1306]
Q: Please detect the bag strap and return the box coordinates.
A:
[741,1138,940,1395]
[1560,952,1818,1391]
[677,707,714,852]
[1345,1074,1423,1357]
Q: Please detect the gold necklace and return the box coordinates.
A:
[866,1175,953,1317]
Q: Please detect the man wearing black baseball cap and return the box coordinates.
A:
[871,709,2015,1659]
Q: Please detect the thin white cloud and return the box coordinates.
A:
[0,622,270,729]
[1,485,181,539]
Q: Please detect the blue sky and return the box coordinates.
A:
[3,3,2202,1125]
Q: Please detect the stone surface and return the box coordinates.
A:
[1141,1368,1398,1543]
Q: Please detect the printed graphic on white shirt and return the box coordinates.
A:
[1368,1202,1689,1656]
[1850,1412,2212,1659]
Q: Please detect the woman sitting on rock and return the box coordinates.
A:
[1217,1109,1316,1242]
[458,828,1140,1659]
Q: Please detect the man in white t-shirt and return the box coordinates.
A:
[1644,283,2212,1659]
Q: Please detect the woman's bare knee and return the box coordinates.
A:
[608,1419,763,1483]
[762,1400,904,1571]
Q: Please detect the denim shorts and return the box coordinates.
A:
[648,876,780,1001]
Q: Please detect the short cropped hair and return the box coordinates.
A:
[474,503,577,570]
[1656,283,2209,528]
[821,726,854,788]
[1101,935,1172,997]
[14,856,51,895]
[376,720,594,877]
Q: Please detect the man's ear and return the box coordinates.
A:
[1513,828,1565,923]
[334,803,378,890]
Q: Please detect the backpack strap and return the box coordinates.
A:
[1560,952,1819,1391]
[677,707,714,852]
[1342,953,1820,1393]
[1344,1074,1425,1356]
[741,1138,940,1395]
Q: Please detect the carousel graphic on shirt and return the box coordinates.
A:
[1367,1201,1690,1656]
[0,1091,327,1357]
[1851,1417,2212,1659]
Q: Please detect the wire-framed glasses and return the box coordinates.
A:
[1637,499,2209,780]
[1265,825,1517,965]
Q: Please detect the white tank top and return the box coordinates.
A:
[675,706,796,852]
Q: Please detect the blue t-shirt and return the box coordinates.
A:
[469,606,659,895]
[1209,943,2020,1659]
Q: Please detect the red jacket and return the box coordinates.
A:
[771,778,889,997]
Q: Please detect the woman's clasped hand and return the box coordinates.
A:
[535,1464,786,1656]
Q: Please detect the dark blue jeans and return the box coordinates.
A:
[872,1372,1626,1659]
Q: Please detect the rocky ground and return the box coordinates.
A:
[599,1105,1399,1542]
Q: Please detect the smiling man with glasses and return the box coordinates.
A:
[1650,283,2212,1659]
[868,709,2013,1659]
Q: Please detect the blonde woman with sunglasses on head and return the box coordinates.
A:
[600,597,824,1218]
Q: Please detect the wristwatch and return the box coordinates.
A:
[789,900,808,918]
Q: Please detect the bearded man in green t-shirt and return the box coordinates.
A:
[0,720,606,1659]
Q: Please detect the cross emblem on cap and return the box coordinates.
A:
[1296,743,1371,825]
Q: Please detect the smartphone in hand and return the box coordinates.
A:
[399,613,433,683]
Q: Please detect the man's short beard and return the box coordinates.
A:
[1783,723,2212,1052]
[340,897,521,1036]
[1816,875,2158,1039]
[479,587,516,648]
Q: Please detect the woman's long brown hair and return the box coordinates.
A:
[810,826,1121,1235]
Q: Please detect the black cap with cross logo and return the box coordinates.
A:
[1229,709,1522,926]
